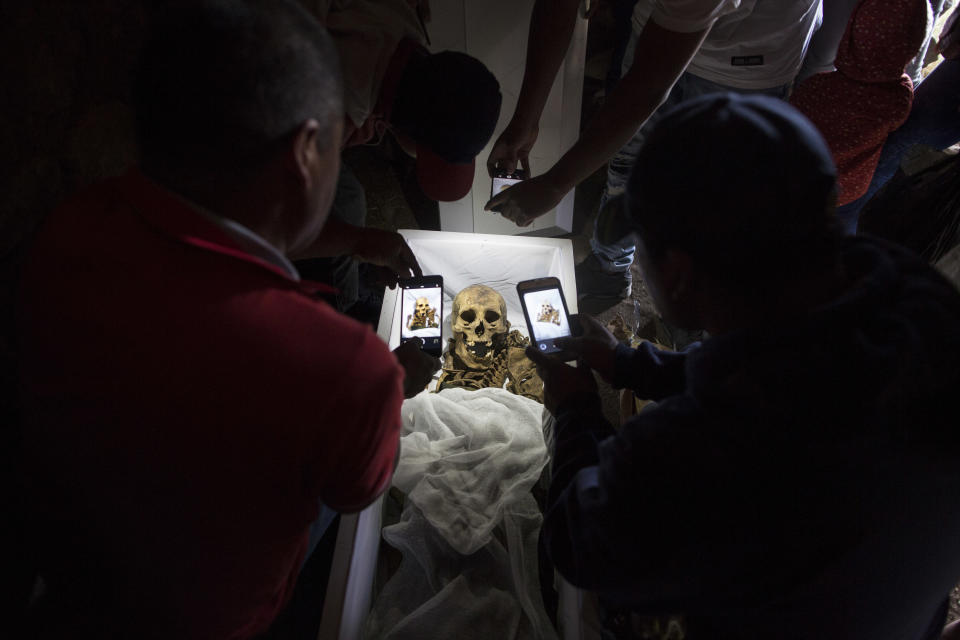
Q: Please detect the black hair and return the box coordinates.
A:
[625,95,843,296]
[135,0,342,180]
[391,50,501,163]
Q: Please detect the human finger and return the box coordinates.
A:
[368,265,399,290]
[485,144,500,177]
[496,197,529,227]
[421,350,441,375]
[525,345,565,373]
[519,153,532,176]
[506,202,534,227]
[554,335,586,354]
[486,140,518,177]
[484,189,509,213]
[398,240,423,278]
[394,337,424,354]
[577,313,607,336]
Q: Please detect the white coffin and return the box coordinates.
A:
[317,230,600,640]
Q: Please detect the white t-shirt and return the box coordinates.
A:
[302,0,426,128]
[634,0,823,90]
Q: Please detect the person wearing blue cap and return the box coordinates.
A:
[525,94,960,639]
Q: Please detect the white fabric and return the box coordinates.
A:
[392,387,549,554]
[363,387,556,640]
[363,498,557,640]
[634,0,823,90]
[305,0,425,129]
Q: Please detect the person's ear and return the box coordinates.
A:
[289,119,322,187]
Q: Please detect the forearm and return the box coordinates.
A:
[545,21,709,192]
[510,0,581,130]
[546,80,670,190]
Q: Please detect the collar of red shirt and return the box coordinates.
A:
[119,171,338,297]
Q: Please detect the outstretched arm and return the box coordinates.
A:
[292,217,422,283]
[486,20,711,226]
[486,0,582,176]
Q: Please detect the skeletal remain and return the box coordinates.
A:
[536,302,561,326]
[406,296,438,331]
[449,284,510,369]
[437,284,543,403]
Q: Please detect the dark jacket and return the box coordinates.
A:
[544,236,960,639]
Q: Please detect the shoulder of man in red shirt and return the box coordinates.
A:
[17,172,405,639]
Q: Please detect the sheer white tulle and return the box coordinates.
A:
[363,387,558,640]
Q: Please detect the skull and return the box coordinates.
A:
[415,297,430,318]
[451,284,510,369]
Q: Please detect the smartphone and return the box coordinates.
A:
[399,275,444,357]
[516,277,573,356]
[491,168,526,200]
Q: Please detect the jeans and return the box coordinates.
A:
[591,46,791,272]
[837,57,960,230]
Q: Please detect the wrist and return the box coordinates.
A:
[541,166,574,197]
[506,110,539,136]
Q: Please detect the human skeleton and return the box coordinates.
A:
[406,296,438,331]
[536,302,561,326]
[436,284,543,403]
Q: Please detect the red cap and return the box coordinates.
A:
[415,143,476,202]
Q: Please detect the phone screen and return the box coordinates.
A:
[492,175,523,197]
[522,287,572,354]
[401,281,443,355]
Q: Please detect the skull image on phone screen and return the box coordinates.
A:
[402,288,442,338]
[523,289,571,342]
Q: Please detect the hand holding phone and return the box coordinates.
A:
[516,277,574,359]
[399,275,444,357]
[490,168,526,200]
[553,314,619,382]
[393,338,441,397]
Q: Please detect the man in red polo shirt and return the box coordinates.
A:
[16,2,437,638]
